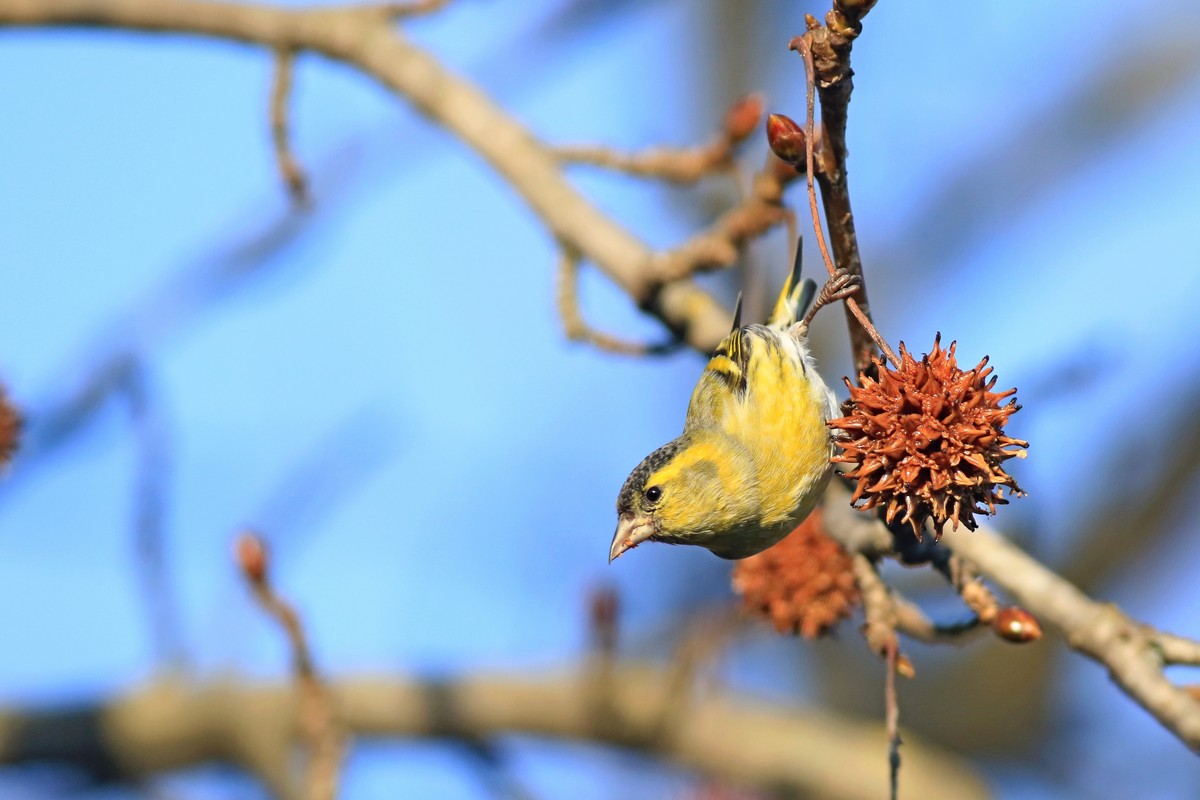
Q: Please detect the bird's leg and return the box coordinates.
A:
[801,268,861,328]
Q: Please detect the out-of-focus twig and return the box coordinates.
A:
[371,0,451,17]
[124,359,185,670]
[0,668,989,800]
[236,532,343,800]
[891,594,985,646]
[884,638,901,800]
[270,47,310,208]
[655,607,742,744]
[652,159,799,281]
[555,94,763,185]
[852,554,914,678]
[0,137,362,497]
[881,35,1200,282]
[0,0,739,353]
[823,479,1200,752]
[556,249,673,356]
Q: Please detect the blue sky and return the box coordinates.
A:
[0,1,1198,797]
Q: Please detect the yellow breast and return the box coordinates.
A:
[685,324,834,531]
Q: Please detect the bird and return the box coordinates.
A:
[609,244,857,561]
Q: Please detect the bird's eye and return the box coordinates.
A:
[645,485,662,503]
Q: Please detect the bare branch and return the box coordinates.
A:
[0,669,989,800]
[375,0,452,17]
[0,0,734,352]
[822,474,1200,752]
[891,593,985,646]
[556,249,671,356]
[554,142,732,184]
[1154,630,1200,668]
[852,554,914,678]
[944,522,1200,751]
[554,93,763,185]
[124,360,185,670]
[236,533,344,800]
[652,163,798,281]
[270,46,310,208]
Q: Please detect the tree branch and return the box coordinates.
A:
[823,479,1200,753]
[0,0,733,352]
[0,668,988,800]
[941,522,1200,752]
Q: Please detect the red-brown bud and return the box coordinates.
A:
[589,586,619,652]
[766,113,806,165]
[0,384,20,469]
[992,606,1042,643]
[724,93,764,143]
[236,532,269,585]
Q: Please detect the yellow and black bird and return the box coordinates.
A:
[610,246,855,561]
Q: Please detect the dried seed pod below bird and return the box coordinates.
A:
[731,508,861,639]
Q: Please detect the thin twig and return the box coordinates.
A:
[892,593,985,645]
[933,520,1200,750]
[584,585,621,736]
[788,4,881,373]
[374,0,451,17]
[852,554,914,677]
[270,47,310,209]
[236,532,343,800]
[554,92,763,184]
[124,359,185,670]
[0,0,737,352]
[655,607,741,743]
[794,35,897,366]
[652,165,798,281]
[556,249,673,355]
[1153,629,1200,667]
[885,638,902,800]
[554,142,732,183]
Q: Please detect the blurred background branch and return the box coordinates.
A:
[0,666,988,800]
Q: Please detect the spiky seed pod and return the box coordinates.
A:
[829,335,1027,541]
[731,508,860,638]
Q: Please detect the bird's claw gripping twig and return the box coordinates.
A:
[802,268,861,328]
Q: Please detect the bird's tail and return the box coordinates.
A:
[768,239,816,329]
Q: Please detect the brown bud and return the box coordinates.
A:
[589,585,619,648]
[724,93,764,142]
[0,384,20,469]
[236,532,269,585]
[991,606,1042,643]
[766,114,806,165]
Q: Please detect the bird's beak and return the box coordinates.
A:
[609,514,655,563]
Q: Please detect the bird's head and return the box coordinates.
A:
[610,432,758,561]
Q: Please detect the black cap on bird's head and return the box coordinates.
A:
[610,439,684,562]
